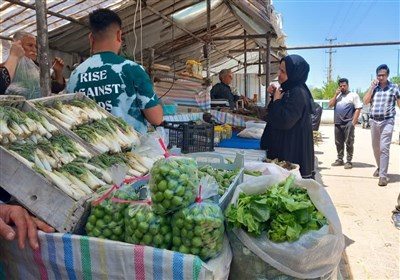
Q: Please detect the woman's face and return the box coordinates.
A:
[278,61,288,84]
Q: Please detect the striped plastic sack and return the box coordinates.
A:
[0,231,232,280]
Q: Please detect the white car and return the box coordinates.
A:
[314,99,334,124]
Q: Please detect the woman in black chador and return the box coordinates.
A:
[261,54,315,179]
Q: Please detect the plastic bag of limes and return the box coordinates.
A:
[85,185,138,241]
[125,202,172,249]
[149,157,199,215]
[171,199,225,261]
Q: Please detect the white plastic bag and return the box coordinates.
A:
[244,161,301,179]
[229,175,345,279]
[237,127,264,139]
[5,57,41,99]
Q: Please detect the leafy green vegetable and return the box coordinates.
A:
[225,174,328,242]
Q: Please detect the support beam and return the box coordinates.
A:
[144,3,205,44]
[212,33,276,41]
[35,0,51,96]
[4,0,88,27]
[229,41,400,53]
[244,30,247,98]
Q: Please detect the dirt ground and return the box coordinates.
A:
[315,124,400,280]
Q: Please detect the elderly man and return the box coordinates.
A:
[12,31,66,93]
[210,69,248,110]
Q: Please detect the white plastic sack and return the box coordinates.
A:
[237,127,264,139]
[244,161,301,179]
[229,175,345,279]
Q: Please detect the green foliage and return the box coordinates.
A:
[310,87,324,99]
[322,79,339,99]
[390,76,400,86]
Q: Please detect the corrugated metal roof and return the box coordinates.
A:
[0,0,287,79]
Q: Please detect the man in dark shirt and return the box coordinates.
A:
[210,69,243,110]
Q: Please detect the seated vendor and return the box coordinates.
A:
[210,69,247,110]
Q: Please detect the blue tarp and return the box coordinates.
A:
[216,132,261,150]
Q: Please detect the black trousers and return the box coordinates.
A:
[334,122,355,162]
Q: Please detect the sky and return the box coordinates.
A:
[273,0,400,92]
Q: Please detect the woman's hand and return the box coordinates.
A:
[272,87,284,101]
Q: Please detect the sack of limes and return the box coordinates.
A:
[170,177,225,261]
[149,157,199,215]
[85,183,139,241]
[125,202,172,249]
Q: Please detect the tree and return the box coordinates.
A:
[322,79,338,99]
[390,76,400,85]
[310,87,324,99]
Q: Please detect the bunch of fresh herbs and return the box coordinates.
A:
[225,175,328,242]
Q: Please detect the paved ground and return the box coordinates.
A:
[315,124,400,280]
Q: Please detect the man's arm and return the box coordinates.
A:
[329,88,341,108]
[363,79,377,105]
[142,105,163,126]
[352,108,361,126]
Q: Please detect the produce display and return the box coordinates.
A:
[33,99,141,153]
[197,165,240,196]
[263,158,298,171]
[149,157,199,214]
[85,187,139,241]
[225,175,328,242]
[0,102,155,201]
[0,106,99,200]
[171,200,224,261]
[125,203,171,249]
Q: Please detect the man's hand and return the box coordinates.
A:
[0,205,54,250]
[9,41,25,60]
[52,57,64,75]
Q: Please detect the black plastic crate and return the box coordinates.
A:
[162,121,214,154]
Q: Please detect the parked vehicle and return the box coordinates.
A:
[314,100,333,124]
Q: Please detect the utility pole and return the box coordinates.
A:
[325,38,337,83]
[397,48,400,76]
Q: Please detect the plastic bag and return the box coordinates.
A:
[85,183,139,241]
[237,127,264,139]
[132,131,166,160]
[244,161,301,180]
[171,197,225,261]
[5,56,42,99]
[228,175,344,279]
[149,156,199,214]
[125,202,172,249]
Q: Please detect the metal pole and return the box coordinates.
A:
[148,48,155,81]
[397,49,400,77]
[265,35,271,105]
[35,0,51,96]
[244,30,247,98]
[206,0,211,79]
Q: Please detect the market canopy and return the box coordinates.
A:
[0,0,287,80]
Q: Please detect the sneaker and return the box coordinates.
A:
[344,162,352,169]
[392,213,400,230]
[378,177,388,187]
[373,168,379,177]
[331,159,344,166]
